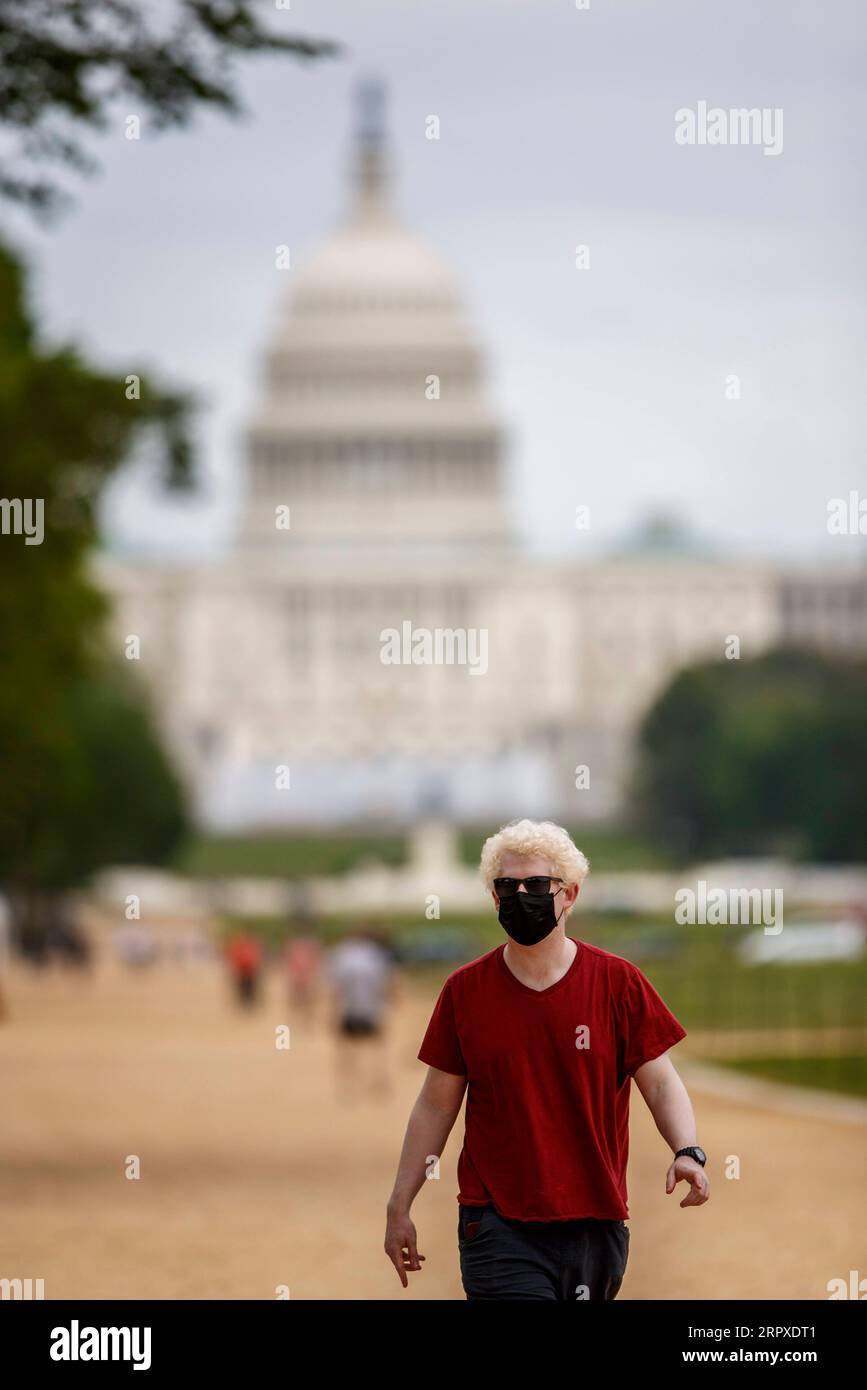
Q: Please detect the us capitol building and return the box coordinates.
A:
[96,84,866,831]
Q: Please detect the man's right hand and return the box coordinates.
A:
[384,1207,425,1288]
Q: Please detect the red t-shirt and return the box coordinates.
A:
[417,937,687,1222]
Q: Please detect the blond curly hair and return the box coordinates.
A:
[479,818,590,892]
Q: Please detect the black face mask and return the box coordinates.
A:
[497,889,564,946]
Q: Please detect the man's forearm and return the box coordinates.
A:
[645,1072,698,1153]
[387,1095,461,1214]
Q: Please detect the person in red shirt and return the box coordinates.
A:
[284,928,323,1020]
[384,818,709,1299]
[224,930,263,1008]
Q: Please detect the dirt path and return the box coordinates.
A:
[1,958,863,1300]
[683,1027,867,1057]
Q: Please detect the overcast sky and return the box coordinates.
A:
[10,0,867,564]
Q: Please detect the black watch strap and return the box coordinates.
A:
[674,1145,706,1166]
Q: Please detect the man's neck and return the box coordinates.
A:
[503,930,576,991]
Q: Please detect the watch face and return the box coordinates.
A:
[693,1147,707,1165]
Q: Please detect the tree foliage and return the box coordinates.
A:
[0,244,189,921]
[0,2,336,944]
[0,669,189,893]
[0,0,339,215]
[634,648,867,863]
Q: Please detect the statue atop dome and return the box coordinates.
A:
[350,74,390,224]
[356,75,386,146]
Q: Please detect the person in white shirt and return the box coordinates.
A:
[327,931,397,1101]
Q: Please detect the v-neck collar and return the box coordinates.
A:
[497,936,583,998]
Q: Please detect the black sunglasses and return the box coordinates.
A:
[493,876,564,898]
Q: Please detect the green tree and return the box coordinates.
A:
[2,670,189,957]
[0,246,191,945]
[0,4,338,949]
[0,0,338,215]
[634,648,867,863]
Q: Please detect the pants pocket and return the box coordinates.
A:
[606,1221,630,1298]
[458,1205,489,1243]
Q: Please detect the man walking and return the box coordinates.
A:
[385,818,709,1299]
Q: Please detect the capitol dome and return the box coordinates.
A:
[275,86,471,347]
[290,223,462,315]
[280,214,471,354]
[242,78,512,556]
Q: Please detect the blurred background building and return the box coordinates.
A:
[96,82,867,831]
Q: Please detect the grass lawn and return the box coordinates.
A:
[177,822,675,880]
[723,1056,867,1099]
[177,831,406,878]
[458,824,678,871]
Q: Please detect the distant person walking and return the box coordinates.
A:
[224,930,263,1008]
[113,921,158,970]
[327,930,396,1100]
[47,899,92,971]
[284,928,323,1020]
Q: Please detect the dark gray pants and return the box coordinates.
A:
[458,1203,630,1301]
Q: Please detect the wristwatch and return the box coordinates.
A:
[674,1145,707,1166]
